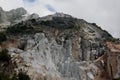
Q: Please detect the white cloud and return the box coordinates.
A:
[0,0,23,10]
[0,0,120,38]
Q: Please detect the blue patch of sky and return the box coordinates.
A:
[23,0,36,3]
[45,4,56,12]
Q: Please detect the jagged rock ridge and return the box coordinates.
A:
[0,7,39,28]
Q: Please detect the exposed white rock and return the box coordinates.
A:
[7,33,100,80]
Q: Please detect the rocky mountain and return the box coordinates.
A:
[0,8,120,80]
[0,7,39,28]
[0,7,26,26]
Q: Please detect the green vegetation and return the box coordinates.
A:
[114,78,120,80]
[0,73,11,80]
[108,38,116,42]
[7,23,33,34]
[91,23,97,26]
[102,30,112,38]
[0,72,30,80]
[0,49,10,62]
[6,21,43,35]
[0,49,30,80]
[18,72,30,80]
[11,74,18,80]
[0,48,30,80]
[40,18,78,29]
[103,36,120,44]
[0,32,7,44]
[0,73,18,80]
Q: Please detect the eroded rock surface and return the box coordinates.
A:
[0,8,120,80]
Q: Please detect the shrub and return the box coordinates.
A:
[0,73,19,80]
[114,78,120,80]
[91,23,97,26]
[18,72,30,80]
[11,74,18,80]
[7,22,34,34]
[0,73,11,80]
[0,32,7,44]
[105,37,117,42]
[0,49,11,62]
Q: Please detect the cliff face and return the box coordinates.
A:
[0,32,103,80]
[0,8,120,80]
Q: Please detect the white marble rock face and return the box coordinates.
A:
[7,32,105,80]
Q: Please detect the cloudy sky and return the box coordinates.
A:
[0,0,120,38]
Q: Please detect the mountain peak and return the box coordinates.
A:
[53,12,72,18]
[15,7,27,14]
[16,7,25,10]
[0,7,37,26]
[0,7,3,11]
[40,12,73,21]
